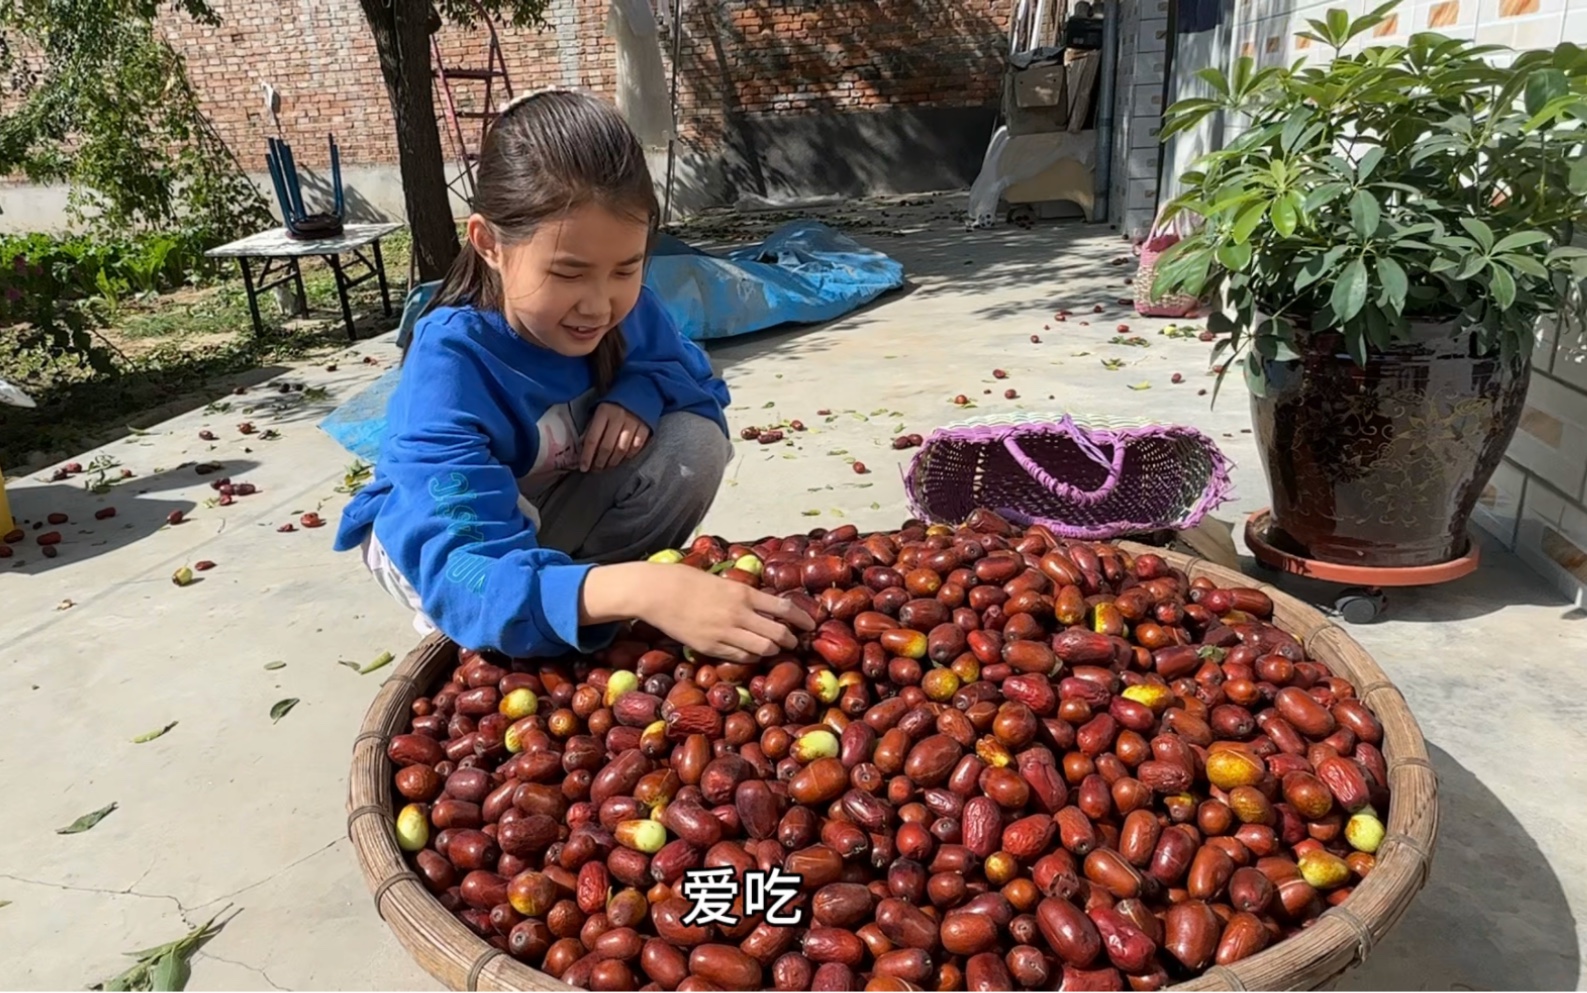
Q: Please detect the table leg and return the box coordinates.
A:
[291,259,309,316]
[325,254,357,342]
[372,239,394,317]
[239,257,265,337]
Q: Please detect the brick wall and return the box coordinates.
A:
[154,0,1009,176]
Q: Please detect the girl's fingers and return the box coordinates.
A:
[752,589,817,631]
[592,420,620,471]
[711,642,756,664]
[579,415,607,472]
[729,627,785,658]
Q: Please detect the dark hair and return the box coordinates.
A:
[417,89,659,392]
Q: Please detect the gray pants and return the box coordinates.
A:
[531,411,733,563]
[361,411,733,636]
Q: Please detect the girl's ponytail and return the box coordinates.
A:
[401,240,502,363]
[591,327,626,394]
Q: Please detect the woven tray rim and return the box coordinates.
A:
[346,542,1436,992]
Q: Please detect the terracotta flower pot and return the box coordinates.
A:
[1249,319,1529,569]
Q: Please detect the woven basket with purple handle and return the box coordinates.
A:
[903,413,1234,540]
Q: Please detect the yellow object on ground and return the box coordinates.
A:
[0,466,13,535]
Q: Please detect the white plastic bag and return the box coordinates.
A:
[609,0,675,152]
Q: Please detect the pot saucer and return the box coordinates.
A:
[1244,509,1480,588]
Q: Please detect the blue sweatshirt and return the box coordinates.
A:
[334,286,730,657]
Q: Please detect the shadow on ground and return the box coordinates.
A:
[1342,741,1579,990]
[3,460,262,573]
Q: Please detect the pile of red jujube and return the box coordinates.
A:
[385,511,1392,992]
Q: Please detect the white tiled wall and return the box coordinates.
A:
[1112,0,1172,239]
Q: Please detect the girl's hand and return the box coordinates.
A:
[581,402,650,472]
[640,566,816,663]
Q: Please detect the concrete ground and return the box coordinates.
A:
[2,193,1582,991]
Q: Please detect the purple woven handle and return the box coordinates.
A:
[1000,419,1127,507]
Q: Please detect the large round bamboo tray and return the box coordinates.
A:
[347,543,1438,992]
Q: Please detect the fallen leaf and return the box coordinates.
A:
[827,449,848,456]
[263,661,286,671]
[871,502,882,510]
[1128,382,1153,391]
[357,650,393,672]
[57,802,118,835]
[270,698,300,723]
[0,900,10,909]
[801,509,821,516]
[57,599,74,611]
[761,401,775,408]
[151,949,187,991]
[132,722,178,744]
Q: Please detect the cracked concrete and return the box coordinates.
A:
[2,193,1585,989]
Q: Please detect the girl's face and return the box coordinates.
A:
[471,203,650,358]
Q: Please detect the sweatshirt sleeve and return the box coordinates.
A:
[371,335,620,657]
[602,287,731,430]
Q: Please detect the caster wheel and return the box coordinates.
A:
[1335,587,1386,624]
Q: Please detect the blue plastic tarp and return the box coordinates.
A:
[319,220,905,464]
[646,220,905,341]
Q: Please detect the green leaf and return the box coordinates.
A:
[1232,202,1268,242]
[1570,156,1587,195]
[1501,253,1549,278]
[151,950,187,992]
[1365,307,1392,351]
[1331,258,1370,322]
[1356,146,1386,181]
[1295,246,1347,291]
[1303,183,1349,213]
[1459,217,1495,253]
[1376,257,1408,310]
[1271,197,1298,237]
[358,651,395,675]
[1492,231,1550,254]
[269,698,300,724]
[1524,68,1569,117]
[57,802,118,835]
[1455,255,1489,281]
[1491,266,1517,310]
[1127,382,1153,391]
[0,900,12,909]
[1349,189,1381,239]
[263,661,286,671]
[1216,242,1254,271]
[1194,67,1231,96]
[132,722,178,744]
[1346,328,1369,367]
[801,509,820,517]
[1326,8,1350,43]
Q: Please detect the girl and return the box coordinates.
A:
[334,89,812,663]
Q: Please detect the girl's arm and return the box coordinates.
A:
[374,421,620,657]
[601,287,729,430]
[373,341,620,658]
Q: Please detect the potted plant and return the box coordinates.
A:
[1151,3,1587,568]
